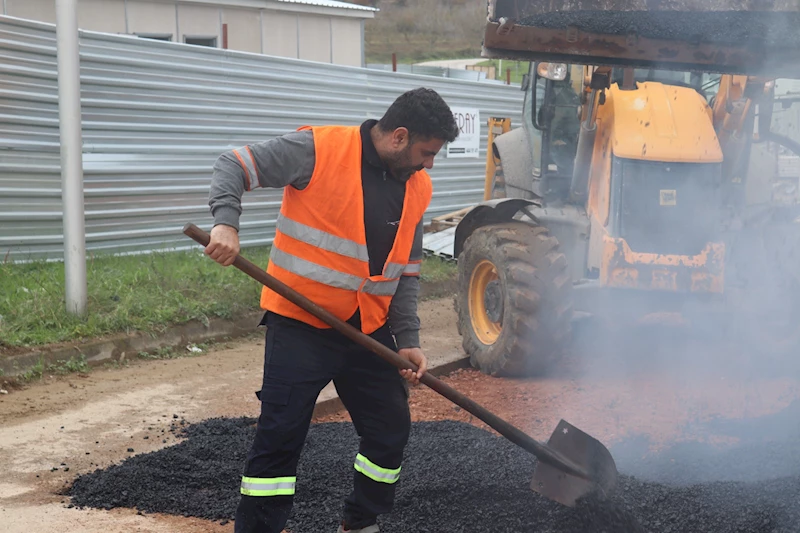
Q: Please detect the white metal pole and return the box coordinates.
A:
[56,0,87,316]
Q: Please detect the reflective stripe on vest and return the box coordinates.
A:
[269,248,364,291]
[240,476,296,496]
[277,213,369,262]
[354,453,401,484]
[362,278,400,296]
[383,262,406,279]
[273,215,411,296]
[271,247,402,296]
[403,261,422,276]
[233,147,259,192]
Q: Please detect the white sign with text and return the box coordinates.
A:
[446,107,480,158]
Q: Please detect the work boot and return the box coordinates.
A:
[336,522,379,533]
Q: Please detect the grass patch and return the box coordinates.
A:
[366,47,481,65]
[137,343,209,361]
[103,359,130,371]
[137,346,177,360]
[0,247,273,350]
[476,59,528,85]
[0,249,457,350]
[19,358,44,383]
[47,354,90,375]
[420,257,457,284]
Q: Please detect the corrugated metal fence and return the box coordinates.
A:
[0,16,524,261]
[366,63,502,84]
[773,79,800,179]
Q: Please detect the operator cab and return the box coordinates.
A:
[520,62,582,200]
[520,62,722,204]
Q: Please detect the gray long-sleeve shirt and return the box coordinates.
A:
[208,127,424,349]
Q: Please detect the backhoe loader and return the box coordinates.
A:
[451,0,800,376]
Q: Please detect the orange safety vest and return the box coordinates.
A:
[259,124,432,334]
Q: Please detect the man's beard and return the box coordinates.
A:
[384,146,423,182]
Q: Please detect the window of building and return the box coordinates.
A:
[184,36,218,48]
[135,33,173,42]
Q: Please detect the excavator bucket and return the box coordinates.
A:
[482,0,800,78]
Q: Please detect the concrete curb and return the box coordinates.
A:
[1,313,473,419]
[1,281,458,383]
[0,311,266,379]
[311,356,473,418]
[1,294,472,419]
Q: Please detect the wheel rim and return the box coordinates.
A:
[469,260,503,345]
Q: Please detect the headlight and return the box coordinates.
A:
[537,62,568,81]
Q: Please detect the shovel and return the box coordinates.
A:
[183,223,618,507]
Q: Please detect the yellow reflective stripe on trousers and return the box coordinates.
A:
[277,214,369,262]
[240,476,296,496]
[361,278,400,296]
[354,454,401,484]
[269,247,364,291]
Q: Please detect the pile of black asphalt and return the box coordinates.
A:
[514,10,800,48]
[67,405,800,533]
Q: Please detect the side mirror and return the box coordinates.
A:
[521,73,530,91]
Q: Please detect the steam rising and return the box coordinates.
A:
[556,75,800,514]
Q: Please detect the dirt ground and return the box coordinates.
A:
[3,297,799,532]
[319,326,800,451]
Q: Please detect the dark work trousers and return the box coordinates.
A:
[234,311,411,533]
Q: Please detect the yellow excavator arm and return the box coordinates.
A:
[713,75,754,145]
[711,74,800,179]
[712,75,777,144]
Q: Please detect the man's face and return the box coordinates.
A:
[383,128,445,182]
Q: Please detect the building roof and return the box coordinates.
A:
[275,0,377,12]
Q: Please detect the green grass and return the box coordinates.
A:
[420,257,457,284]
[476,59,528,85]
[47,354,91,375]
[19,357,44,382]
[0,249,456,350]
[136,343,210,360]
[13,354,90,382]
[366,48,481,65]
[0,247,273,349]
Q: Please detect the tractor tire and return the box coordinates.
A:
[454,222,573,377]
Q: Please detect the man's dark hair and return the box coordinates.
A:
[377,87,460,144]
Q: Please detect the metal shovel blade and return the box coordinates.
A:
[530,419,618,507]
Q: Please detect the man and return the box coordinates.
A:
[205,87,459,533]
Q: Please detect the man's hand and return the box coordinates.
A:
[205,224,240,266]
[398,347,427,386]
